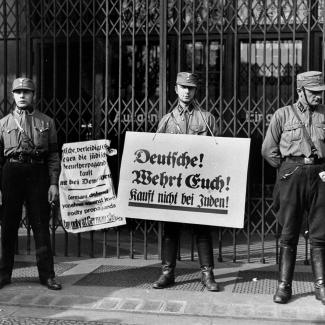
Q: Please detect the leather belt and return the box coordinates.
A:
[8,156,44,164]
[284,156,325,165]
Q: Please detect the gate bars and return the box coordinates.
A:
[1,0,325,263]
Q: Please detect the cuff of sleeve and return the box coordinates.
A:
[50,174,59,185]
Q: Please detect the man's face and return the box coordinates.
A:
[12,89,35,109]
[175,84,197,104]
[298,88,323,106]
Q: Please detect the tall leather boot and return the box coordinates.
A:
[197,237,219,291]
[311,247,325,305]
[153,236,178,289]
[273,245,296,303]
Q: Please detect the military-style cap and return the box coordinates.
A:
[12,78,35,92]
[176,72,198,87]
[297,71,325,91]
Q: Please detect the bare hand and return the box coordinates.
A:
[319,172,325,182]
[48,185,59,205]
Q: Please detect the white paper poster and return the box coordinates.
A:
[116,132,250,228]
[59,139,126,233]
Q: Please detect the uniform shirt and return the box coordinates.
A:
[157,103,219,136]
[0,107,60,185]
[261,102,325,168]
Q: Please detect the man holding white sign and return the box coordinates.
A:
[152,72,220,291]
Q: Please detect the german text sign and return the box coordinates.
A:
[59,139,126,233]
[116,132,250,228]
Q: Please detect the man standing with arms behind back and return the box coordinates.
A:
[152,72,220,291]
[0,77,61,290]
[262,71,325,305]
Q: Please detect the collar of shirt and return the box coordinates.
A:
[15,106,35,116]
[177,103,194,116]
[297,101,316,113]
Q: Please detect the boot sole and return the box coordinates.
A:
[273,297,291,304]
[206,288,219,292]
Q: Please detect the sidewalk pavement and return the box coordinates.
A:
[0,254,324,325]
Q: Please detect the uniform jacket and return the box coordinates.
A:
[262,102,325,168]
[157,102,219,136]
[0,107,60,185]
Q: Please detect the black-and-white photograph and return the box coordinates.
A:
[0,1,324,324]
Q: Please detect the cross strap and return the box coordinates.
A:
[291,104,318,156]
[12,112,37,149]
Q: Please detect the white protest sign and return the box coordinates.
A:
[59,139,126,233]
[116,132,250,228]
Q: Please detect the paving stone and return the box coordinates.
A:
[231,304,254,317]
[138,299,163,312]
[210,303,230,316]
[295,308,322,322]
[74,296,100,309]
[276,306,299,319]
[119,298,142,310]
[10,293,39,305]
[51,295,80,307]
[0,292,18,303]
[162,300,186,313]
[96,297,122,309]
[253,304,277,318]
[184,302,211,315]
[31,294,57,306]
[0,317,126,324]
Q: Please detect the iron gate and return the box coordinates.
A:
[1,0,324,263]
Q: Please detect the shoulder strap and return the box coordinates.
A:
[170,111,183,134]
[193,100,218,142]
[152,112,173,140]
[291,105,318,156]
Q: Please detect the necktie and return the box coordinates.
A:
[20,110,31,153]
[179,106,188,134]
[183,108,190,134]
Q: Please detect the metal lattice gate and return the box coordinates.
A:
[0,0,324,263]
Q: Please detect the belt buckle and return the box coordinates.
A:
[304,157,314,165]
[18,153,24,163]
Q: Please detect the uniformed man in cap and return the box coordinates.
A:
[262,71,325,305]
[153,72,219,291]
[0,78,61,290]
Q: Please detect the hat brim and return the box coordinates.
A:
[304,85,325,91]
[12,87,34,91]
[177,82,197,87]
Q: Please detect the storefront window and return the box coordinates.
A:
[183,40,223,106]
